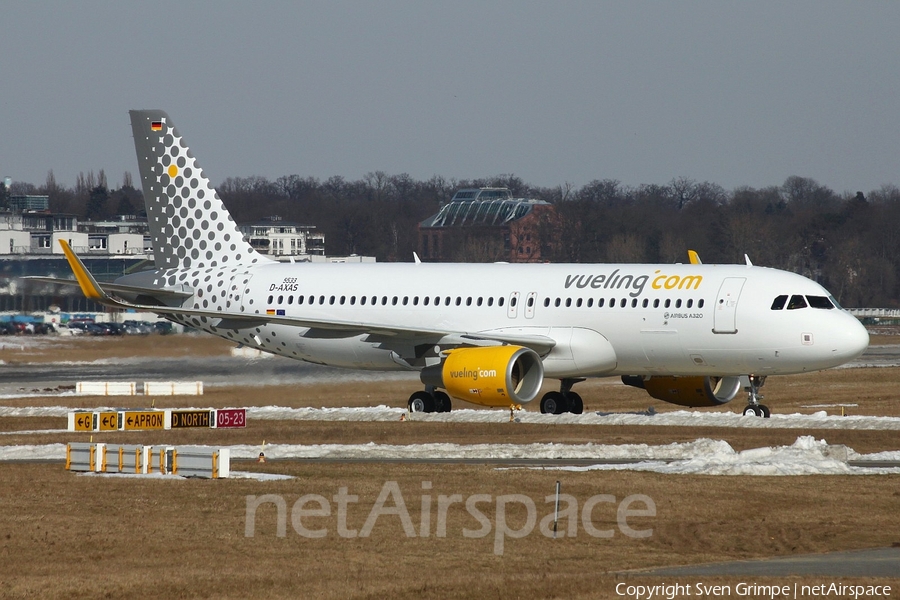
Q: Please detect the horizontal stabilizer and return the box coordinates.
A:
[25,276,194,303]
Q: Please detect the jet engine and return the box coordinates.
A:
[621,375,742,407]
[421,346,544,407]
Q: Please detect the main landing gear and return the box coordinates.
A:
[741,375,770,418]
[539,378,585,415]
[407,387,452,413]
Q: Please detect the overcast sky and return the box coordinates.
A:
[2,1,899,195]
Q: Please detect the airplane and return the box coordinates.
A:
[39,110,870,418]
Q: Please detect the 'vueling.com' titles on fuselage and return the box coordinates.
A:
[563,270,702,298]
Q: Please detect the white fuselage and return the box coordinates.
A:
[159,261,869,379]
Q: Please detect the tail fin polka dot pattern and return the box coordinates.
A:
[129,110,269,271]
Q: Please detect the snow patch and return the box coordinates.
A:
[3,437,896,476]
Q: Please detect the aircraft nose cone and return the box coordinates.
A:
[838,315,869,361]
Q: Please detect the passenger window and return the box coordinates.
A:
[350,296,356,305]
[698,299,705,308]
[445,297,451,306]
[360,296,366,306]
[597,298,605,308]
[329,296,335,305]
[686,299,692,308]
[339,296,345,305]
[543,298,550,308]
[806,295,834,309]
[412,296,419,306]
[466,297,472,306]
[664,299,671,308]
[477,297,483,307]
[770,295,788,310]
[392,297,398,306]
[402,297,409,306]
[489,297,495,307]
[787,295,807,310]
[423,297,429,306]
[620,298,627,308]
[527,297,534,307]
[455,297,461,306]
[653,299,659,308]
[587,298,593,307]
[267,295,273,304]
[511,296,517,307]
[642,299,648,308]
[318,295,325,305]
[498,297,505,307]
[576,298,582,308]
[675,299,681,308]
[565,298,572,307]
[631,299,637,308]
[298,296,305,305]
[609,298,615,308]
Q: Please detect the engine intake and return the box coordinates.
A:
[621,375,742,407]
[421,346,544,407]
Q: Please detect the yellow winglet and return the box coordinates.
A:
[687,250,702,265]
[59,239,105,300]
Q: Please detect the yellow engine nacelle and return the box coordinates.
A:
[421,346,544,407]
[621,375,742,407]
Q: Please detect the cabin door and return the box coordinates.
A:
[712,277,745,334]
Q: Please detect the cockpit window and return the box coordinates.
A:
[770,295,788,310]
[787,295,807,310]
[829,295,843,310]
[806,295,834,309]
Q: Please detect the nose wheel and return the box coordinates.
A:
[741,375,770,418]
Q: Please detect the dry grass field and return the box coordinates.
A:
[1,332,899,599]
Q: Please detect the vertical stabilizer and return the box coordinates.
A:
[129,110,268,270]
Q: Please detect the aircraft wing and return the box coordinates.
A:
[55,241,556,355]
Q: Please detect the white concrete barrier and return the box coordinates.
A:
[66,442,96,471]
[172,446,230,479]
[76,381,137,396]
[143,381,204,396]
[101,444,145,474]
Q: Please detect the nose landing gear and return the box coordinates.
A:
[741,375,770,418]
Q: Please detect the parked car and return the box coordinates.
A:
[66,319,94,332]
[123,320,154,335]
